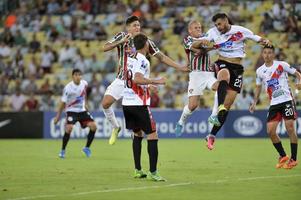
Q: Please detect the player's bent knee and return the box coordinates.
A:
[65,125,73,133]
[147,132,158,140]
[89,123,97,132]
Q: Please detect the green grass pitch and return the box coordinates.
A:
[0,139,300,200]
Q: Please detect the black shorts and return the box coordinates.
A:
[267,100,297,122]
[122,105,156,134]
[66,111,94,128]
[214,60,244,93]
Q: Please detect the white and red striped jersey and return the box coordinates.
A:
[122,53,150,106]
[256,60,296,106]
[203,25,261,58]
[61,80,88,112]
[109,32,159,80]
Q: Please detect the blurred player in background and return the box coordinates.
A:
[54,69,97,159]
[102,15,189,145]
[196,13,271,150]
[175,20,219,137]
[123,33,166,181]
[250,45,301,169]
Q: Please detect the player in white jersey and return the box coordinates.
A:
[122,34,166,181]
[54,69,97,159]
[102,15,189,145]
[174,20,219,137]
[249,45,301,169]
[195,13,271,150]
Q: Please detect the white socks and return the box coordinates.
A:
[103,107,120,128]
[211,92,218,116]
[178,105,193,125]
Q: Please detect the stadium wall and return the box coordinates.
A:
[43,110,301,139]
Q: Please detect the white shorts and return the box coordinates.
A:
[104,78,124,100]
[188,71,216,97]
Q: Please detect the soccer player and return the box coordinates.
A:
[175,20,219,137]
[249,45,301,169]
[102,15,188,145]
[54,69,97,159]
[196,13,271,150]
[122,33,166,181]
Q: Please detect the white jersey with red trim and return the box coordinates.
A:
[61,80,88,112]
[122,53,150,106]
[256,60,296,106]
[203,25,261,58]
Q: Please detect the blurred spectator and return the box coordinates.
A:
[40,45,54,74]
[52,78,64,96]
[39,78,52,94]
[24,93,39,111]
[10,89,26,111]
[94,23,108,41]
[173,14,186,35]
[59,42,76,66]
[23,75,38,95]
[90,54,103,72]
[47,0,60,15]
[162,86,175,108]
[0,75,9,95]
[235,90,253,110]
[5,11,17,28]
[1,28,14,47]
[275,48,287,60]
[29,33,41,53]
[14,30,27,46]
[40,92,55,111]
[260,13,274,34]
[12,49,25,79]
[0,41,11,58]
[104,55,117,73]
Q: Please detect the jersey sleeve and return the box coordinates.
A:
[281,61,296,74]
[255,69,263,85]
[148,39,160,56]
[132,59,148,76]
[183,36,193,50]
[108,32,125,43]
[239,26,261,42]
[61,86,68,103]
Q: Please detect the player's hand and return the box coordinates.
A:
[296,83,301,90]
[198,39,211,47]
[153,77,166,85]
[54,115,60,125]
[259,38,272,47]
[249,102,256,113]
[179,64,190,72]
[121,33,132,43]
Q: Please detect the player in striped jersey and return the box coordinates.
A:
[102,15,189,145]
[250,45,301,169]
[175,20,219,137]
[54,69,97,158]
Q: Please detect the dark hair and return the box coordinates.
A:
[263,45,275,51]
[212,13,233,25]
[125,15,139,26]
[133,34,148,50]
[72,68,82,75]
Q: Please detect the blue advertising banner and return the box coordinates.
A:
[43,110,301,139]
[43,109,217,139]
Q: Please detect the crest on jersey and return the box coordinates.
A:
[140,60,147,69]
[189,89,194,94]
[285,104,291,108]
[67,116,73,122]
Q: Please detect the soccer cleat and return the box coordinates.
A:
[206,134,216,150]
[109,127,121,145]
[208,115,221,127]
[174,123,183,137]
[134,169,147,178]
[59,150,65,158]
[275,155,289,168]
[147,171,166,182]
[218,104,227,113]
[283,159,298,169]
[82,147,91,158]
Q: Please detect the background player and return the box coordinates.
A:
[175,20,219,137]
[54,69,97,159]
[102,15,189,145]
[122,33,166,181]
[196,13,271,150]
[249,45,301,169]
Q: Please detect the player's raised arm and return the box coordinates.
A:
[154,51,190,72]
[133,72,165,85]
[103,33,131,52]
[54,101,65,124]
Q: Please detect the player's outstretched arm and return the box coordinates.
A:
[154,52,190,72]
[295,70,301,90]
[133,73,166,85]
[249,85,262,113]
[54,101,66,124]
[103,33,131,52]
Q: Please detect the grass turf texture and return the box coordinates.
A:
[0,139,300,200]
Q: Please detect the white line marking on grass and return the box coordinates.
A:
[6,174,301,200]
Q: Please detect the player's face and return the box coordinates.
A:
[127,21,141,36]
[214,18,229,34]
[72,72,82,85]
[262,48,275,62]
[188,22,202,38]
